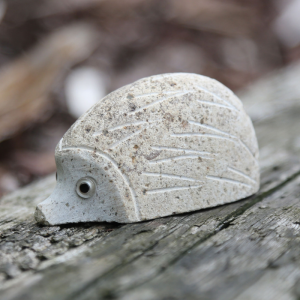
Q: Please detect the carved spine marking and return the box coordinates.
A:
[146,185,203,195]
[129,90,191,114]
[151,146,212,155]
[108,121,147,132]
[171,132,256,160]
[108,130,143,149]
[195,85,239,111]
[142,172,203,182]
[196,100,237,111]
[206,175,251,188]
[189,122,256,160]
[188,120,235,138]
[58,138,63,151]
[149,155,212,164]
[227,166,256,185]
[171,132,235,140]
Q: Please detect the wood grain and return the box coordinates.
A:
[1,68,300,299]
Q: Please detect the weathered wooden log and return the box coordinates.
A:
[1,66,300,300]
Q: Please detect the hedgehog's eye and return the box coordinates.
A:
[76,177,96,199]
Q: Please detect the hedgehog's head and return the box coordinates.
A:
[35,147,135,225]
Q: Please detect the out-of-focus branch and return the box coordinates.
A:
[0,23,98,142]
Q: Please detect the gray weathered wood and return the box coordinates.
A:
[1,67,300,300]
[239,61,300,123]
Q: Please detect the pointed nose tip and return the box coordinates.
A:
[34,205,50,225]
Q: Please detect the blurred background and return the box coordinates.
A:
[0,0,299,196]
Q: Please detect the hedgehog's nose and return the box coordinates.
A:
[34,204,50,225]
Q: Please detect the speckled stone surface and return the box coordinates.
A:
[35,73,259,225]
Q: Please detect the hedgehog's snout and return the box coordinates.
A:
[34,185,67,226]
[35,203,51,225]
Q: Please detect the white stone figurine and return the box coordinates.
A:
[35,73,260,225]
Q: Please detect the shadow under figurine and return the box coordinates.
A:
[35,73,260,225]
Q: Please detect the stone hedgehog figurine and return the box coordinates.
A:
[35,73,260,225]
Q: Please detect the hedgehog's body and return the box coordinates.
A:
[35,73,259,225]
